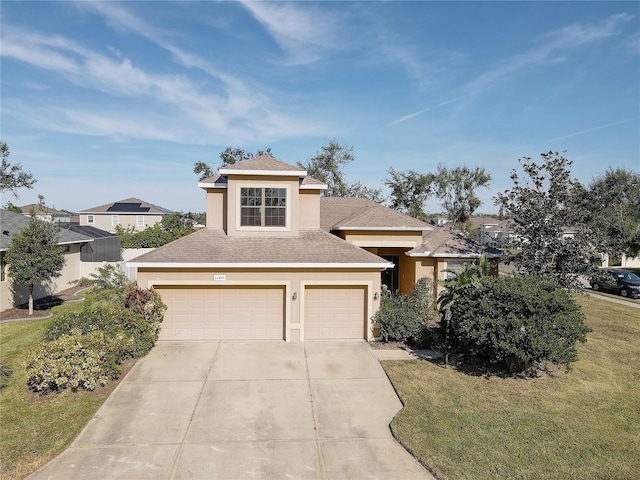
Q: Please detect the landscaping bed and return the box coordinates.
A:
[0,286,88,322]
[382,295,640,479]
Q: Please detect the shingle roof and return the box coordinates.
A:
[219,155,306,174]
[19,204,70,216]
[320,197,432,232]
[128,228,389,267]
[407,227,502,258]
[80,197,173,214]
[0,210,93,251]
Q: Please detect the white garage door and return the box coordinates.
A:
[304,286,366,340]
[156,286,284,341]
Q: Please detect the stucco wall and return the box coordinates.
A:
[80,213,164,232]
[342,230,424,248]
[137,267,382,342]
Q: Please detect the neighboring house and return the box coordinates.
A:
[128,155,498,343]
[61,225,122,277]
[19,204,72,223]
[0,210,94,311]
[468,216,516,245]
[79,197,173,233]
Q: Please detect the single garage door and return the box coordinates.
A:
[304,286,366,340]
[156,286,285,341]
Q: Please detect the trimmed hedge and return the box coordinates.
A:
[447,275,590,374]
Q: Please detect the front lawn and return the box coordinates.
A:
[0,301,133,479]
[383,295,640,480]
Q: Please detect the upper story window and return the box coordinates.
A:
[111,215,119,226]
[240,187,286,227]
[87,215,94,224]
[137,215,144,227]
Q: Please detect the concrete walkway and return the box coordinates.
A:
[28,341,433,480]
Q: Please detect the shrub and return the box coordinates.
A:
[26,329,123,393]
[73,264,131,292]
[0,360,12,389]
[375,276,436,343]
[447,275,591,374]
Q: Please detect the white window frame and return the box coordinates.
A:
[111,215,119,227]
[236,184,290,232]
[87,215,94,224]
[137,215,144,227]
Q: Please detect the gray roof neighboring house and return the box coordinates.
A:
[0,210,93,252]
[19,204,71,217]
[80,197,173,214]
[320,197,432,232]
[407,227,502,258]
[128,228,389,268]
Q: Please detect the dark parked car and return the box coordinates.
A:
[590,269,640,299]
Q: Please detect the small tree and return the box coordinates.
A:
[1,142,36,197]
[434,164,492,231]
[5,215,65,314]
[297,140,354,197]
[494,151,595,290]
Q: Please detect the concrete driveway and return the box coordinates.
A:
[28,341,433,480]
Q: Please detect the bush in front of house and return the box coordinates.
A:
[28,284,166,393]
[447,274,591,374]
[26,329,124,393]
[375,276,435,343]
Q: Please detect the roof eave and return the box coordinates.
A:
[218,169,307,177]
[334,226,431,232]
[127,261,391,269]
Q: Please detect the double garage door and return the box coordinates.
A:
[155,285,366,341]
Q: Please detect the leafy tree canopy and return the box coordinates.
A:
[494,151,595,290]
[585,167,640,258]
[297,140,354,197]
[193,147,273,181]
[5,214,66,314]
[1,142,36,197]
[434,164,492,230]
[385,167,433,221]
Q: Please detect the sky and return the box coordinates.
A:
[1,1,639,215]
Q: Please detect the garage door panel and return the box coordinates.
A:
[156,286,284,341]
[304,286,366,340]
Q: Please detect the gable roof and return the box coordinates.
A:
[407,227,501,258]
[19,204,71,216]
[127,228,390,268]
[0,210,93,251]
[219,155,307,176]
[80,197,173,214]
[320,197,432,232]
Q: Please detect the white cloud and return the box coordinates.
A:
[240,1,343,65]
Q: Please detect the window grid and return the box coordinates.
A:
[137,215,144,227]
[111,215,119,226]
[240,187,286,227]
[87,215,94,224]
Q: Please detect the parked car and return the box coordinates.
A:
[590,269,640,299]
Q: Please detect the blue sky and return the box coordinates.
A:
[1,1,639,214]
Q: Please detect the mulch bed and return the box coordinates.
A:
[0,285,89,322]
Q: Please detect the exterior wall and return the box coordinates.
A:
[80,213,165,232]
[340,230,424,248]
[225,175,301,238]
[298,190,321,229]
[415,257,446,300]
[136,267,382,342]
[2,248,83,310]
[205,189,227,230]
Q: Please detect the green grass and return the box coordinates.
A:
[0,298,127,480]
[383,296,640,480]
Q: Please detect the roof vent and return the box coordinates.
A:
[2,230,10,236]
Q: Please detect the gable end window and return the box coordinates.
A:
[240,187,286,227]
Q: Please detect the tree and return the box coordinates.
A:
[344,181,386,203]
[1,142,36,197]
[494,151,595,290]
[116,212,196,248]
[434,164,492,231]
[2,200,22,213]
[193,147,273,181]
[385,167,433,220]
[585,167,640,259]
[297,140,354,197]
[5,214,65,314]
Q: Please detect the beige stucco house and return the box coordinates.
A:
[128,155,499,343]
[0,210,94,311]
[79,197,173,233]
